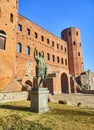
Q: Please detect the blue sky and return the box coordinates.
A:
[18,0,94,72]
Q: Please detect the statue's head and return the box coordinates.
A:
[39,51,43,57]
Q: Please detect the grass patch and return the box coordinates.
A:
[0,100,94,130]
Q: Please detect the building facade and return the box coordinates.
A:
[0,0,84,94]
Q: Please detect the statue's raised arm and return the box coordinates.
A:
[34,48,37,59]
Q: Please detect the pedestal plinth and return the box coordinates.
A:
[30,88,49,113]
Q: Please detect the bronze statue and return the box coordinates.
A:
[34,48,47,87]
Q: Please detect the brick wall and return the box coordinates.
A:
[0,0,18,91]
[0,1,84,94]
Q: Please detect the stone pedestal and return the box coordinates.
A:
[30,87,49,113]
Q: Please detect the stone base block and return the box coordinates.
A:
[30,88,49,113]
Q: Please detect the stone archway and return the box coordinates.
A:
[61,73,69,93]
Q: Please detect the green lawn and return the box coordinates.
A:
[0,100,94,130]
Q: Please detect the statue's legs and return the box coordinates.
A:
[37,77,40,87]
[37,75,44,88]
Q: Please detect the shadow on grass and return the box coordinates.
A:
[0,104,30,112]
[50,108,94,117]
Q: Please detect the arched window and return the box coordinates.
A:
[18,24,22,31]
[17,43,22,53]
[26,28,30,35]
[47,53,50,61]
[0,30,6,50]
[73,41,76,45]
[76,31,78,36]
[26,46,30,55]
[52,41,54,47]
[65,47,67,52]
[41,36,44,41]
[34,32,38,39]
[47,38,49,44]
[52,55,55,62]
[57,56,60,63]
[61,58,64,64]
[61,45,63,50]
[10,13,13,23]
[57,43,59,49]
[78,52,80,56]
[42,51,44,58]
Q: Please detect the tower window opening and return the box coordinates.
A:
[0,30,6,50]
[10,13,13,23]
[78,52,80,56]
[76,31,78,36]
[69,31,71,36]
[18,24,22,31]
[73,41,76,45]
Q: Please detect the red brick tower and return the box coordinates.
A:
[61,27,84,76]
[0,0,18,90]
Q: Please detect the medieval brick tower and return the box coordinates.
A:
[61,27,84,76]
[0,0,18,90]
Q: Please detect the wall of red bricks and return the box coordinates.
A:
[0,0,18,91]
[0,0,84,94]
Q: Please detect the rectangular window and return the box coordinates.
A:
[18,24,22,31]
[10,13,13,23]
